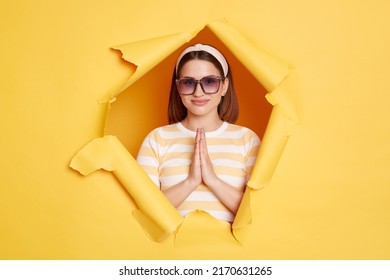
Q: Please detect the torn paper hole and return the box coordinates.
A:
[70,18,295,245]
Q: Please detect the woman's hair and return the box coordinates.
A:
[168,48,239,124]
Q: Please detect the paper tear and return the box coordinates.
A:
[248,105,294,189]
[207,19,290,92]
[71,18,296,244]
[232,186,253,242]
[70,135,183,242]
[266,88,298,123]
[174,211,240,247]
[106,30,200,102]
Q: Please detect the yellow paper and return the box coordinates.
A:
[2,0,390,259]
[105,31,200,102]
[71,18,292,244]
[248,105,293,189]
[231,187,253,242]
[174,211,240,247]
[70,135,183,242]
[207,19,290,92]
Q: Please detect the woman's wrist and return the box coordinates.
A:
[204,176,222,191]
[184,176,200,190]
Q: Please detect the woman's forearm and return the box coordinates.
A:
[206,178,244,214]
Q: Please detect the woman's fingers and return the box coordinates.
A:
[187,129,202,186]
[198,128,219,187]
[200,128,211,164]
[194,129,201,158]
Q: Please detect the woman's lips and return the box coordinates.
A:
[191,99,209,106]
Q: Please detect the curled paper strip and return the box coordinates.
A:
[70,135,183,242]
[207,19,290,92]
[247,105,293,190]
[105,30,200,102]
[231,186,253,241]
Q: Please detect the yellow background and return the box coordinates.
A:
[1,0,389,259]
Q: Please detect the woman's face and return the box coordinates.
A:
[178,59,229,120]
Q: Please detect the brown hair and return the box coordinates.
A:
[168,49,239,124]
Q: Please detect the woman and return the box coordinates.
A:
[137,44,260,222]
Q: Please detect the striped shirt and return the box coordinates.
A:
[136,122,260,222]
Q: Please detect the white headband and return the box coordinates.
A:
[175,44,228,77]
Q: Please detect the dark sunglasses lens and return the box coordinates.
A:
[200,77,220,93]
[177,78,196,94]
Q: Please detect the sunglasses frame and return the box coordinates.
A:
[176,75,224,95]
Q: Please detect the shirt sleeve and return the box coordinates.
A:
[244,129,261,183]
[136,130,161,188]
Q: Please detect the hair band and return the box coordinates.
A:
[175,44,228,77]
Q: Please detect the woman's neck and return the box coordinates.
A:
[181,115,224,132]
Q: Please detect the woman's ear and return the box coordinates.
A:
[222,78,229,96]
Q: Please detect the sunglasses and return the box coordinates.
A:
[176,75,224,95]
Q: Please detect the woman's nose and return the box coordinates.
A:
[192,82,204,97]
